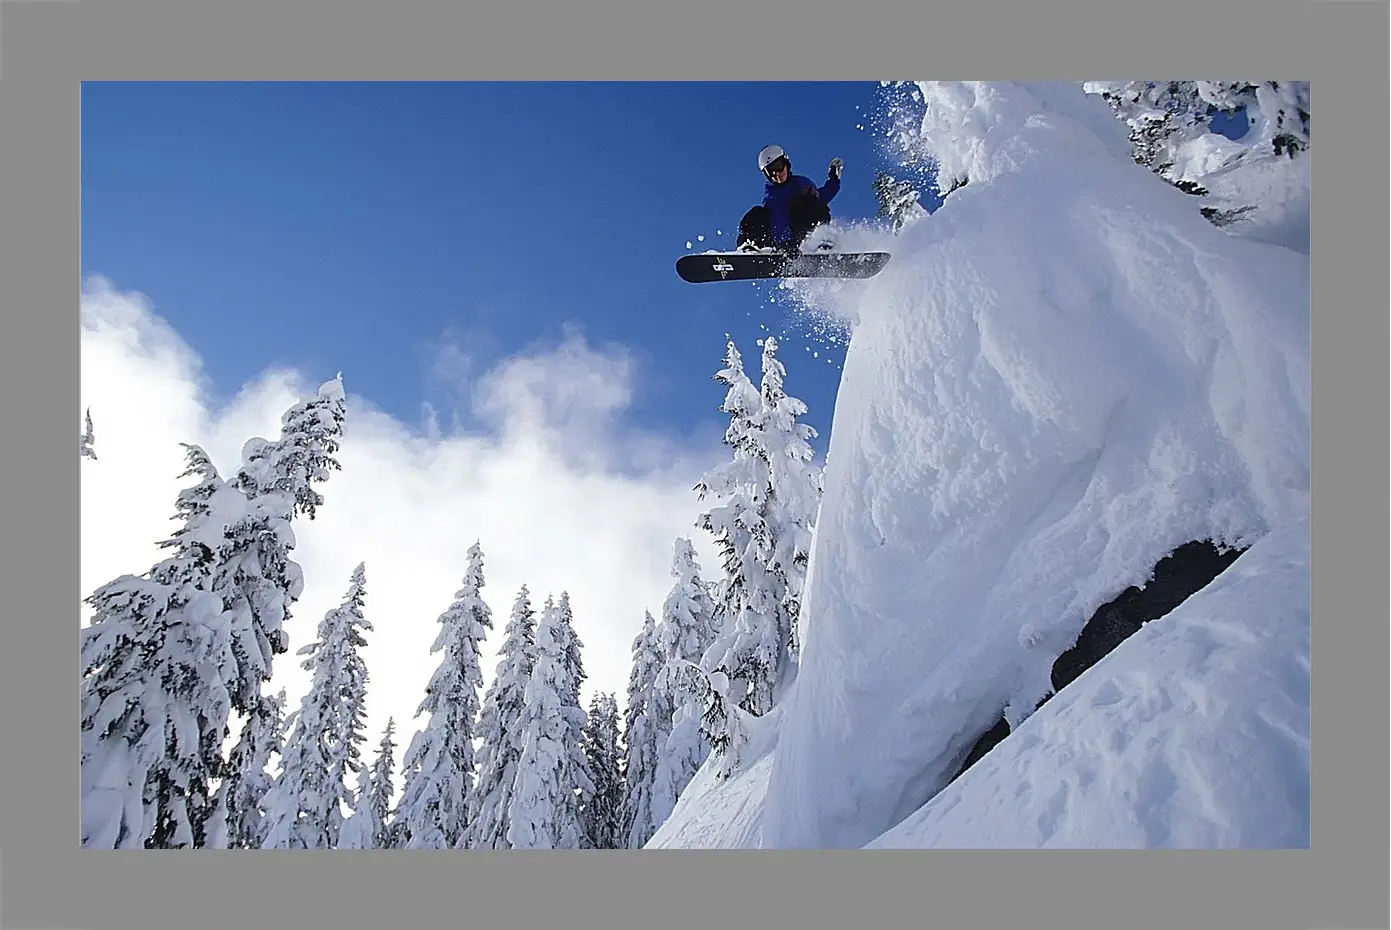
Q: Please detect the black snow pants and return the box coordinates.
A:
[737,192,831,252]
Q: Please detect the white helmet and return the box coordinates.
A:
[758,144,790,179]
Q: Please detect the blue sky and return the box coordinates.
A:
[82,81,932,459]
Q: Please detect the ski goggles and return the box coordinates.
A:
[763,156,790,177]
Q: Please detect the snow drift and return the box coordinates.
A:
[868,518,1309,849]
[649,81,1310,850]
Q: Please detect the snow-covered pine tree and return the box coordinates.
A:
[873,170,927,232]
[621,611,667,848]
[393,542,493,849]
[331,573,374,846]
[80,407,97,461]
[578,692,625,849]
[649,538,718,825]
[506,597,587,849]
[1232,81,1310,156]
[691,336,766,773]
[1169,82,1309,159]
[341,719,397,849]
[555,593,586,720]
[366,719,397,848]
[553,592,596,844]
[217,688,287,849]
[82,380,347,850]
[80,444,240,849]
[259,563,373,850]
[659,538,718,678]
[1085,80,1310,223]
[694,338,760,645]
[465,585,538,849]
[692,337,823,776]
[699,336,820,717]
[750,334,822,666]
[217,377,347,722]
[692,665,746,781]
[338,764,378,849]
[1085,81,1215,191]
[233,374,347,521]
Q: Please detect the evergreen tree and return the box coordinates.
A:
[1086,80,1310,221]
[338,765,376,849]
[658,538,718,677]
[217,378,347,722]
[394,543,493,849]
[1086,80,1215,190]
[692,337,765,772]
[341,719,397,849]
[694,336,761,646]
[506,598,587,849]
[750,334,822,664]
[578,692,625,849]
[260,563,373,849]
[217,688,287,849]
[649,538,717,825]
[465,585,537,849]
[1238,81,1310,156]
[1180,82,1308,158]
[232,375,347,521]
[621,611,666,848]
[873,170,926,231]
[80,407,97,461]
[366,719,397,848]
[553,592,596,844]
[694,337,823,775]
[80,444,241,849]
[555,592,587,717]
[81,379,346,849]
[697,338,797,715]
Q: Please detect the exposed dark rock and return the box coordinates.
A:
[946,539,1249,787]
[1050,540,1247,693]
[951,716,1011,779]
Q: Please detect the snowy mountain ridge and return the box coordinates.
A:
[650,81,1310,850]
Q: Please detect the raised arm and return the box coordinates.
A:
[820,157,843,202]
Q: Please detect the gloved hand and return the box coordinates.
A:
[828,157,844,180]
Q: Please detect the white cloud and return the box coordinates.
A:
[80,276,726,767]
[475,324,632,439]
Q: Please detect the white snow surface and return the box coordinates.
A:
[1191,147,1311,255]
[652,82,1310,850]
[868,518,1309,849]
[648,708,780,849]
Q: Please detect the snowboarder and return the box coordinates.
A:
[737,144,843,254]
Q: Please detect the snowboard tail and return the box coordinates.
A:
[676,250,891,284]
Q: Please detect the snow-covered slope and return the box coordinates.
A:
[868,518,1309,849]
[650,81,1310,851]
[1194,147,1311,255]
[648,709,780,850]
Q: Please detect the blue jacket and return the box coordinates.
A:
[764,172,840,244]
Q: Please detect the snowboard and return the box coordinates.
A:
[676,249,891,284]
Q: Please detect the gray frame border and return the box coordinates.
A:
[4,1,1384,928]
